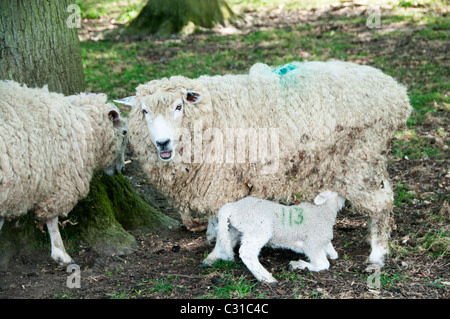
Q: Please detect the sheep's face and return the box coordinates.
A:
[140,90,202,162]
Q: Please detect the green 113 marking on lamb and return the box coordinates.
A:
[281,207,304,226]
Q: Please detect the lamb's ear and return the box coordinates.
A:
[314,190,334,205]
[114,96,136,106]
[185,90,202,104]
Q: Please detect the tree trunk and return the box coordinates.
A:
[0,0,85,95]
[0,0,178,270]
[127,0,236,36]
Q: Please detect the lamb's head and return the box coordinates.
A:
[314,190,346,212]
[117,76,209,162]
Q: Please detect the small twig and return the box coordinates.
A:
[159,273,204,280]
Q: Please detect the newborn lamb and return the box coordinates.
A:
[203,191,345,284]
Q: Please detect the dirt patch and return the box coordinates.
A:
[0,148,448,299]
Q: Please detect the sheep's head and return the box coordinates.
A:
[117,76,207,162]
[103,103,128,175]
[66,93,128,174]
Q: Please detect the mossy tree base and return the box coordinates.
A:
[126,0,235,36]
[0,173,179,270]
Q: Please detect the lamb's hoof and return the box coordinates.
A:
[288,260,308,271]
[265,280,278,287]
[201,258,215,267]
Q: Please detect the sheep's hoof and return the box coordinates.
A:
[364,263,381,273]
[288,260,308,271]
[264,280,278,286]
[51,251,73,267]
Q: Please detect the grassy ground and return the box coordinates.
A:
[0,0,448,300]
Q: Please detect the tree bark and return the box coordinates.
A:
[0,0,85,95]
[127,0,236,36]
[0,0,178,269]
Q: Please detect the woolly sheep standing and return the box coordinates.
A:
[202,190,345,284]
[0,80,128,266]
[119,60,412,269]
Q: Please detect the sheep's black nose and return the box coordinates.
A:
[156,139,170,150]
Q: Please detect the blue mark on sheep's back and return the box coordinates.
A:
[271,63,300,88]
[272,63,298,76]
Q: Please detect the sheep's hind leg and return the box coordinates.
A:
[46,217,73,266]
[203,228,238,266]
[325,242,338,260]
[289,249,330,272]
[239,233,276,285]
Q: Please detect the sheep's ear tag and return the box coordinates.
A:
[114,96,136,106]
[108,110,119,122]
[186,91,202,104]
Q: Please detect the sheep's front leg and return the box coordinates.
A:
[0,219,3,232]
[367,214,390,271]
[46,217,73,266]
[364,178,394,271]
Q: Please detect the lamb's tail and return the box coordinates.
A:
[216,204,235,259]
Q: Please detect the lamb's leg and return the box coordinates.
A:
[289,249,330,272]
[46,217,73,266]
[325,242,338,260]
[0,219,3,232]
[203,231,235,266]
[239,233,276,285]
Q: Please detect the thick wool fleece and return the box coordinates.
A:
[0,80,125,221]
[128,61,412,232]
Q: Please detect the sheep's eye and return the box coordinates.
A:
[175,104,182,111]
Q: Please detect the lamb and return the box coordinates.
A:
[120,60,412,269]
[202,191,345,284]
[0,80,128,266]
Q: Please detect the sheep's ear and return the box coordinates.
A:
[108,110,120,124]
[185,90,202,104]
[314,190,333,205]
[114,96,136,106]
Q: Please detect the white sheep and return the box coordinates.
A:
[0,80,128,266]
[119,60,412,269]
[202,191,345,284]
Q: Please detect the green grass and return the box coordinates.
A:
[206,274,260,298]
[394,182,416,207]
